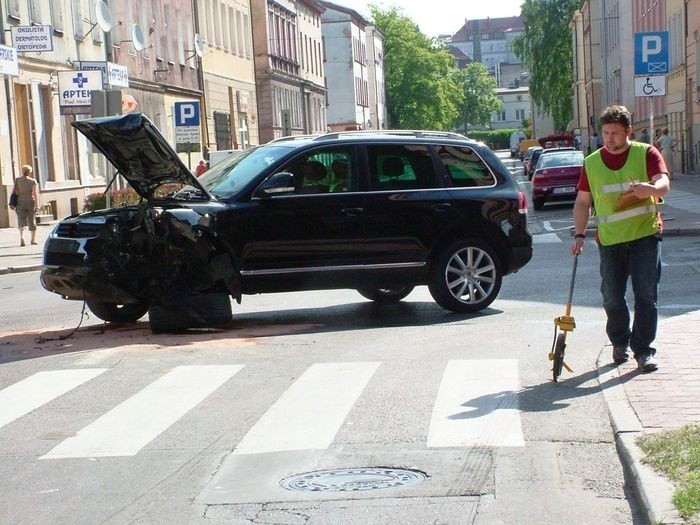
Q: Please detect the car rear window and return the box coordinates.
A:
[436,145,496,187]
[538,152,584,169]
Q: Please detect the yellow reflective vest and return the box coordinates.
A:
[584,142,660,246]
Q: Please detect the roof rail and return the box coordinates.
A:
[267,134,321,144]
[312,129,468,141]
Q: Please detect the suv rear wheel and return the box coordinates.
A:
[357,285,414,303]
[428,240,502,313]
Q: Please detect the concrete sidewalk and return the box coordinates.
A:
[1,173,700,522]
[0,219,52,275]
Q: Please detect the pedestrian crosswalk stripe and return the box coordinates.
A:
[427,359,524,447]
[40,365,243,459]
[0,369,108,430]
[233,362,380,455]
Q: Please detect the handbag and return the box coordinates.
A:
[9,191,17,208]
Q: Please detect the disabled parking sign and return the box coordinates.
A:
[635,31,669,75]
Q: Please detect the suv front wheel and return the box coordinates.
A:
[429,240,502,313]
[86,301,149,323]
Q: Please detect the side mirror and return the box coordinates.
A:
[254,172,296,198]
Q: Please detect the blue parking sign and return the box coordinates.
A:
[635,31,669,75]
[173,101,200,127]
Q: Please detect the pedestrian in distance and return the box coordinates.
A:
[655,127,678,180]
[590,132,603,153]
[195,159,208,177]
[638,128,650,144]
[10,164,39,247]
[571,105,670,373]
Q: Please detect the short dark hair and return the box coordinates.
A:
[600,105,632,128]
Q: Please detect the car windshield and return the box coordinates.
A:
[174,145,293,199]
[538,152,584,169]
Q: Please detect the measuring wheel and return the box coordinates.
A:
[552,333,566,382]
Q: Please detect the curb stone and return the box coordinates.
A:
[596,351,684,525]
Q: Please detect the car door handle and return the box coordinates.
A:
[341,207,364,216]
[432,203,452,212]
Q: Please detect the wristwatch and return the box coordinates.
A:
[574,233,585,239]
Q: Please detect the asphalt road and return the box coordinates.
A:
[1,155,698,523]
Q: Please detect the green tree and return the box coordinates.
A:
[512,0,579,132]
[370,6,463,130]
[456,63,502,130]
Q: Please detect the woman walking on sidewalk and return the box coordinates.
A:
[10,165,39,247]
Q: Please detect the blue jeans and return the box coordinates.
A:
[598,234,662,357]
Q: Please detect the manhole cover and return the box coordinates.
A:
[279,467,427,492]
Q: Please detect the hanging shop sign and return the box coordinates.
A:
[57,70,103,115]
[0,44,19,77]
[77,61,129,88]
[11,25,54,52]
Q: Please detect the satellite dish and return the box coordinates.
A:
[194,34,204,58]
[94,0,116,32]
[130,24,147,51]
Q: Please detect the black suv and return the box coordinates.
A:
[41,114,533,332]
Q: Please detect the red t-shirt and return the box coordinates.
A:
[578,145,666,191]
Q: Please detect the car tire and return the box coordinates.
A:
[357,285,414,303]
[148,292,232,334]
[86,301,149,323]
[428,239,502,313]
[533,197,545,210]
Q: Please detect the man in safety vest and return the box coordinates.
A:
[571,105,670,372]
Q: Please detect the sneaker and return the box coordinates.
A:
[636,353,658,373]
[612,346,629,364]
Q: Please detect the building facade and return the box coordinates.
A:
[572,0,700,172]
[250,0,327,142]
[196,0,260,153]
[449,16,524,75]
[320,1,386,131]
[687,0,700,171]
[0,0,112,228]
[0,0,210,228]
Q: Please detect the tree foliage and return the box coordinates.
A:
[370,6,463,130]
[512,0,579,132]
[455,63,502,130]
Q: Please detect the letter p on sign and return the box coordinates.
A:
[173,100,200,127]
[642,35,661,62]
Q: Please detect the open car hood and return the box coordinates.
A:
[72,113,209,200]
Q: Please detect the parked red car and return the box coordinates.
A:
[531,150,584,210]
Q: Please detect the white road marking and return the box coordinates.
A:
[533,233,562,243]
[41,365,243,459]
[233,362,380,454]
[0,369,107,430]
[543,220,574,232]
[427,359,524,447]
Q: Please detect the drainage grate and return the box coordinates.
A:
[279,467,427,493]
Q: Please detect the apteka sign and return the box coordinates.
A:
[57,70,103,110]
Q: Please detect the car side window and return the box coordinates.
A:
[436,145,496,187]
[280,148,355,194]
[366,144,437,191]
